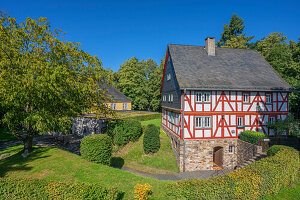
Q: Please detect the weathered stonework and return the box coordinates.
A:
[72,117,107,137]
[162,124,238,172]
[237,139,262,165]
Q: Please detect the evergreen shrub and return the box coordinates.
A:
[80,134,113,165]
[239,130,268,145]
[143,124,160,154]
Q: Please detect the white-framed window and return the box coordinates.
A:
[237,117,243,127]
[243,93,250,103]
[229,145,235,154]
[167,73,171,81]
[269,116,276,123]
[266,94,272,104]
[195,116,211,129]
[163,110,167,119]
[123,103,128,110]
[163,95,166,102]
[195,92,211,103]
[168,94,173,102]
[110,103,116,110]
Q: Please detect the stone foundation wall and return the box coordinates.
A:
[237,139,262,165]
[72,117,107,137]
[161,124,238,172]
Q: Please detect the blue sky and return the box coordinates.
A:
[2,0,300,71]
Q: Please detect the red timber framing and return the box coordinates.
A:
[161,90,289,140]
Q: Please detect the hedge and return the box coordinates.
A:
[105,119,142,146]
[143,124,160,154]
[267,145,295,157]
[165,146,299,200]
[239,130,268,145]
[80,134,113,165]
[122,113,161,121]
[0,178,121,200]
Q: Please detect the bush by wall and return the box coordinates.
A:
[0,178,121,200]
[143,124,160,154]
[165,147,299,200]
[239,130,268,145]
[80,134,113,165]
[123,113,161,121]
[106,119,142,146]
[267,145,295,157]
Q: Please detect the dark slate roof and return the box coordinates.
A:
[168,44,293,91]
[102,85,131,102]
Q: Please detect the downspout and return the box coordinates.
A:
[182,89,186,172]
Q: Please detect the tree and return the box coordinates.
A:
[217,14,254,48]
[115,57,158,110]
[0,11,112,156]
[256,33,300,117]
[148,58,164,111]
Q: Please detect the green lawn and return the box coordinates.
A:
[112,118,179,174]
[0,145,169,199]
[0,127,16,142]
[265,172,300,200]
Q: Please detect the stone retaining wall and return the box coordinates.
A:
[72,117,107,137]
[237,139,262,165]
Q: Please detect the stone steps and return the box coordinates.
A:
[236,153,267,169]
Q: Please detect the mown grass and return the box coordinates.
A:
[0,127,16,142]
[112,118,179,174]
[264,171,300,200]
[0,145,169,199]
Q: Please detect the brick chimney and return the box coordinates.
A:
[205,37,215,56]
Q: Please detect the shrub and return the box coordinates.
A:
[143,124,160,154]
[123,113,161,121]
[134,183,152,200]
[0,178,121,200]
[80,134,113,165]
[239,130,268,145]
[165,147,299,199]
[267,145,295,157]
[109,119,142,146]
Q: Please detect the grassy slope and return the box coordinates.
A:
[112,118,179,174]
[0,127,16,142]
[0,145,169,199]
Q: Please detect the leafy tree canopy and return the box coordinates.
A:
[0,11,112,155]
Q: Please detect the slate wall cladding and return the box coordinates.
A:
[162,124,238,172]
[237,139,262,165]
[72,117,107,137]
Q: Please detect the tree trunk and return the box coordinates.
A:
[22,135,33,158]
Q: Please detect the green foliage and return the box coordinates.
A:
[267,145,295,157]
[0,11,112,152]
[0,178,121,200]
[143,124,160,154]
[267,114,299,137]
[80,134,113,165]
[165,147,299,200]
[123,113,162,121]
[239,130,268,144]
[107,119,142,146]
[256,33,300,117]
[114,57,163,111]
[217,14,254,47]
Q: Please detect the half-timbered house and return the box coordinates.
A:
[160,37,293,172]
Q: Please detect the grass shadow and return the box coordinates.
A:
[111,157,125,169]
[0,146,51,177]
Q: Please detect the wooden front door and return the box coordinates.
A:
[213,146,223,168]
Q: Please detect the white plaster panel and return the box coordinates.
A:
[195,130,203,137]
[245,115,250,125]
[237,92,242,100]
[204,130,211,137]
[231,115,236,125]
[281,103,287,111]
[204,104,210,111]
[230,102,236,111]
[184,128,190,138]
[229,127,236,136]
[196,104,202,111]
[231,92,236,100]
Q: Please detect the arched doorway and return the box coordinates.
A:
[213,146,223,169]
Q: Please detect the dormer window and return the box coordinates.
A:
[168,94,173,102]
[167,73,171,81]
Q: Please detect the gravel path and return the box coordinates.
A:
[0,135,231,180]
